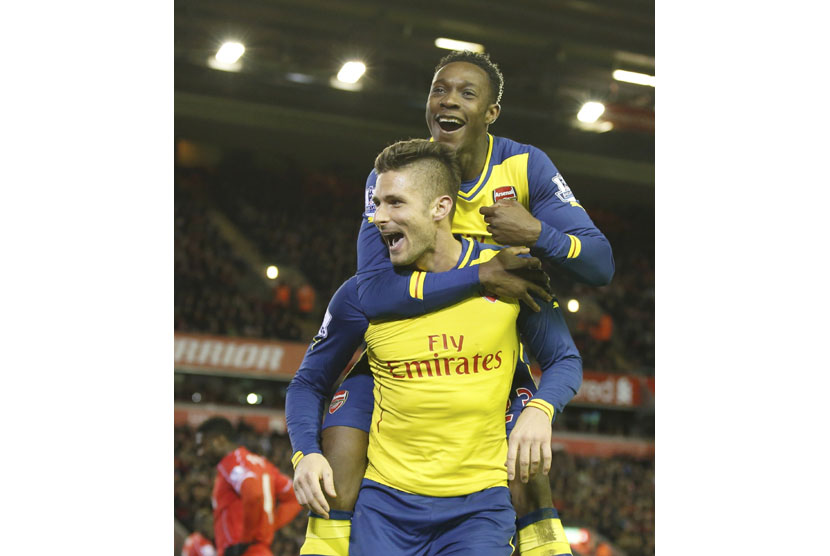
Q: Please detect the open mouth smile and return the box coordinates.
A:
[382,231,405,251]
[436,115,465,133]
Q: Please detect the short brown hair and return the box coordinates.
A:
[374,139,461,206]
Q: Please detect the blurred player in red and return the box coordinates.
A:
[197,417,302,556]
[182,508,217,556]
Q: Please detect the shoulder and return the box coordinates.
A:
[217,448,240,471]
[467,240,503,266]
[329,276,364,314]
[493,135,534,157]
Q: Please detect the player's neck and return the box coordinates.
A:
[415,228,462,273]
[456,134,490,182]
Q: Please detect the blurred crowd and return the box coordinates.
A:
[174,153,654,376]
[551,451,655,556]
[175,169,307,341]
[175,424,654,556]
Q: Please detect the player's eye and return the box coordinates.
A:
[431,87,444,94]
[463,90,476,97]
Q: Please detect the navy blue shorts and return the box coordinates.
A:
[351,479,516,555]
[322,351,538,437]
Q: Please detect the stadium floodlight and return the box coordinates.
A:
[216,42,245,64]
[567,299,580,312]
[563,528,590,544]
[266,265,279,279]
[434,37,485,53]
[612,69,655,87]
[246,393,262,405]
[577,102,605,124]
[336,61,366,84]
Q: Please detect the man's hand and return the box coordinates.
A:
[479,246,552,312]
[506,406,553,483]
[293,453,337,518]
[480,200,542,247]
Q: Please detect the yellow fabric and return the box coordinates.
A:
[452,137,531,244]
[291,451,304,468]
[517,519,572,556]
[526,399,555,422]
[299,516,351,556]
[566,235,581,259]
[364,247,523,497]
[408,271,426,300]
[456,134,495,201]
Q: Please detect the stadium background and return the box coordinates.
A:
[174,1,654,555]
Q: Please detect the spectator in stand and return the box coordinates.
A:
[197,417,303,556]
[294,283,315,315]
[273,282,291,308]
[182,508,217,556]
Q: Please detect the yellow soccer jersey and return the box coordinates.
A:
[363,241,521,497]
[450,134,531,244]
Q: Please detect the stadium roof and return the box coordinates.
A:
[175,0,654,193]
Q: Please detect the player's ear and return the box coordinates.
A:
[485,103,500,126]
[432,195,454,222]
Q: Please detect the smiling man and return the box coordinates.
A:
[287,140,582,556]
[301,52,612,556]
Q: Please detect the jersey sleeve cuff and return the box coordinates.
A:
[526,399,555,423]
[532,221,569,261]
[291,451,305,468]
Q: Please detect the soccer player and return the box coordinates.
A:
[287,140,582,555]
[196,417,303,556]
[182,508,217,556]
[303,51,613,555]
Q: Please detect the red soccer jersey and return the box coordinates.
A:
[182,532,216,556]
[211,447,301,556]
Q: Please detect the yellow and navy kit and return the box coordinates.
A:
[286,239,582,497]
[355,133,614,320]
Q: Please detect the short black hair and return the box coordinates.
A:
[435,51,504,105]
[374,139,461,206]
[197,416,235,441]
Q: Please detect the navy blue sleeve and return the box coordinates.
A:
[285,277,369,458]
[527,147,615,286]
[355,169,480,319]
[516,297,583,417]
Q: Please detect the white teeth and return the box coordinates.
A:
[438,116,464,124]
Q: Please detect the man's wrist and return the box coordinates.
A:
[528,218,543,247]
[525,399,555,423]
[291,449,322,469]
[525,216,542,247]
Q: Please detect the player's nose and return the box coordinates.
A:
[373,205,389,226]
[440,91,460,109]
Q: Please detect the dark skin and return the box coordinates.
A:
[426,62,549,305]
[481,199,543,247]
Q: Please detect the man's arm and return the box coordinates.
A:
[284,277,368,518]
[356,170,551,319]
[285,277,369,460]
[239,477,265,543]
[480,147,615,286]
[507,297,583,483]
[271,470,303,530]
